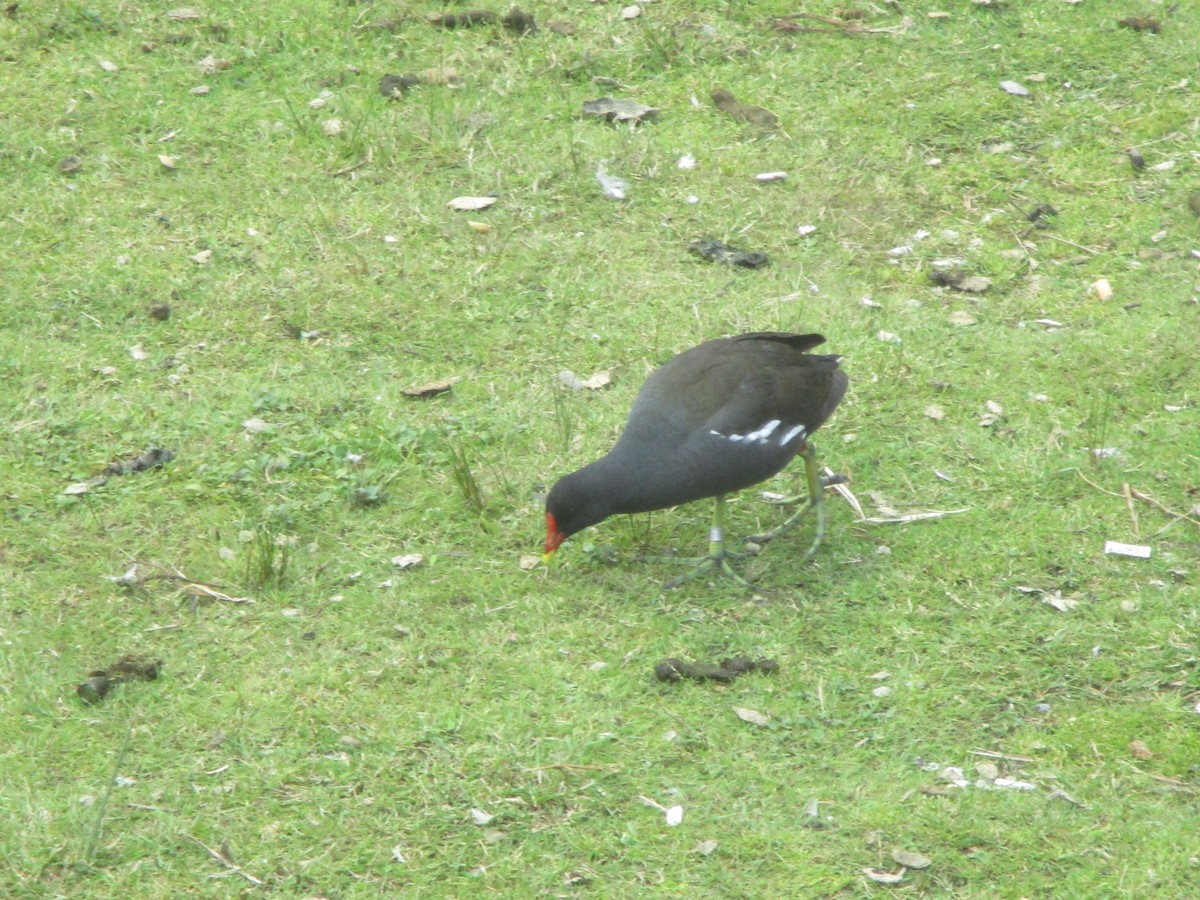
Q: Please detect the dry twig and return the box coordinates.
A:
[181,832,266,885]
[828,470,968,524]
[1074,470,1200,532]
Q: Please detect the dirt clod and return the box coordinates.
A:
[77,654,163,704]
[711,88,778,130]
[103,447,175,477]
[688,238,769,269]
[655,656,779,684]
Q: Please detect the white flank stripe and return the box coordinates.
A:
[755,420,781,440]
[780,423,806,445]
[712,420,799,446]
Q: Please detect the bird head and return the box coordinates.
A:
[543,511,567,562]
[542,467,617,563]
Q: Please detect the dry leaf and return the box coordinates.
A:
[129,343,148,361]
[419,67,463,87]
[189,85,210,96]
[754,171,787,182]
[242,417,270,433]
[470,808,495,826]
[64,482,91,496]
[1000,80,1030,97]
[467,221,491,234]
[733,706,769,727]
[948,310,976,326]
[868,491,902,518]
[985,400,1003,415]
[864,868,905,884]
[620,5,641,19]
[1129,739,1152,760]
[892,849,932,869]
[197,55,232,75]
[518,555,541,571]
[322,118,343,136]
[402,376,460,398]
[98,58,119,72]
[993,778,1036,791]
[191,249,213,265]
[167,8,201,20]
[1041,590,1077,612]
[559,370,611,391]
[447,196,497,211]
[975,761,999,780]
[581,97,660,124]
[391,554,424,569]
[924,404,945,420]
[876,330,900,343]
[158,154,177,169]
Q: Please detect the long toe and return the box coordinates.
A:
[745,499,815,544]
[663,552,754,590]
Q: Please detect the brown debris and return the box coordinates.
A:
[710,88,778,130]
[429,7,536,33]
[501,7,537,33]
[103,447,175,477]
[770,11,894,35]
[429,9,497,27]
[655,656,779,684]
[402,376,461,398]
[929,269,991,293]
[77,654,163,704]
[379,74,420,98]
[1117,17,1161,34]
[688,238,769,269]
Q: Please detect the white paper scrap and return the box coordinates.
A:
[1104,541,1151,559]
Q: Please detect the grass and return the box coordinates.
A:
[2,0,1199,896]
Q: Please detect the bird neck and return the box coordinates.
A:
[595,442,705,515]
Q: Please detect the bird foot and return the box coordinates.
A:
[662,551,754,590]
[744,499,814,545]
[761,472,848,507]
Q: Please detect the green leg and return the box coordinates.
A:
[744,444,830,561]
[661,494,754,589]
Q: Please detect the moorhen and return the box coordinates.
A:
[544,332,848,586]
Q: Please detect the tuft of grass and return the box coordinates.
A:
[241,528,294,592]
[445,439,487,517]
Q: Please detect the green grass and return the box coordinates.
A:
[2,1,1199,896]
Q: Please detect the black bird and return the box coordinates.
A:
[544,332,848,586]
